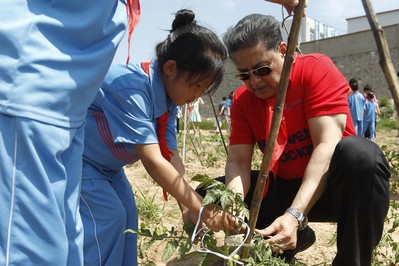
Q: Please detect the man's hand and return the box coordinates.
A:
[265,0,307,16]
[254,212,299,252]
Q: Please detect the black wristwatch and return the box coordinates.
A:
[285,207,308,230]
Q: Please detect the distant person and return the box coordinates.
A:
[225,91,234,134]
[176,105,182,134]
[214,96,230,133]
[348,78,365,136]
[226,91,234,108]
[189,96,204,135]
[363,84,380,138]
[214,97,226,132]
[0,0,140,265]
[363,84,372,98]
[363,92,379,140]
[79,9,238,266]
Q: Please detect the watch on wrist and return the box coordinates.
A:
[285,207,308,230]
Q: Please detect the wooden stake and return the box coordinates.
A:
[361,0,399,135]
[208,94,229,156]
[240,0,306,258]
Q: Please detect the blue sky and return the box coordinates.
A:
[113,0,398,64]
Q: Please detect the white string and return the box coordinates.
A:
[191,207,251,265]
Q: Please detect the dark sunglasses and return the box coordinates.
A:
[234,65,272,81]
[234,54,275,81]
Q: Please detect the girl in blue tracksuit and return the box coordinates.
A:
[0,1,139,265]
[363,92,379,139]
[80,9,238,266]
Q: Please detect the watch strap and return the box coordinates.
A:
[286,207,307,230]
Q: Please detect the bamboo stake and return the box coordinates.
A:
[361,0,399,135]
[181,104,188,163]
[186,128,204,166]
[208,94,229,156]
[240,0,306,258]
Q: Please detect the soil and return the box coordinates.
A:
[125,129,399,265]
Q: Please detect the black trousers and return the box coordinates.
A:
[197,136,390,266]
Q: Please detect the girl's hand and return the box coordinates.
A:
[200,203,239,232]
[181,209,198,226]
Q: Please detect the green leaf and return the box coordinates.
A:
[219,192,233,209]
[203,191,220,206]
[198,252,223,266]
[178,238,192,258]
[162,240,179,261]
[139,227,154,237]
[393,217,399,229]
[144,239,156,251]
[183,222,195,235]
[241,208,250,220]
[192,174,224,190]
[191,174,212,186]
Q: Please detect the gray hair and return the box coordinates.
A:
[223,14,282,60]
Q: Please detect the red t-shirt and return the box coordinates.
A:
[230,53,356,180]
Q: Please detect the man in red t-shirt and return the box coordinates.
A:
[207,14,389,265]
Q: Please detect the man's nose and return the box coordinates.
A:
[249,73,262,86]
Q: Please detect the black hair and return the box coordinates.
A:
[349,78,359,91]
[155,9,226,95]
[223,14,282,60]
[363,84,372,92]
[367,92,375,100]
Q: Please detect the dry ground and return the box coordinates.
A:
[126,129,399,265]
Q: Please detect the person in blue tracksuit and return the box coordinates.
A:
[363,92,379,139]
[348,78,365,136]
[0,1,140,265]
[80,9,238,266]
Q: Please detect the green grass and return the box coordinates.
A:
[376,98,397,131]
[179,119,230,131]
[377,118,398,131]
[134,185,165,222]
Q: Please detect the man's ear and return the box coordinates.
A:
[163,60,177,76]
[279,42,288,57]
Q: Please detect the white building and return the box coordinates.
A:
[347,9,399,33]
[281,16,340,44]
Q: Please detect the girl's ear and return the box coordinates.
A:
[163,60,177,76]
